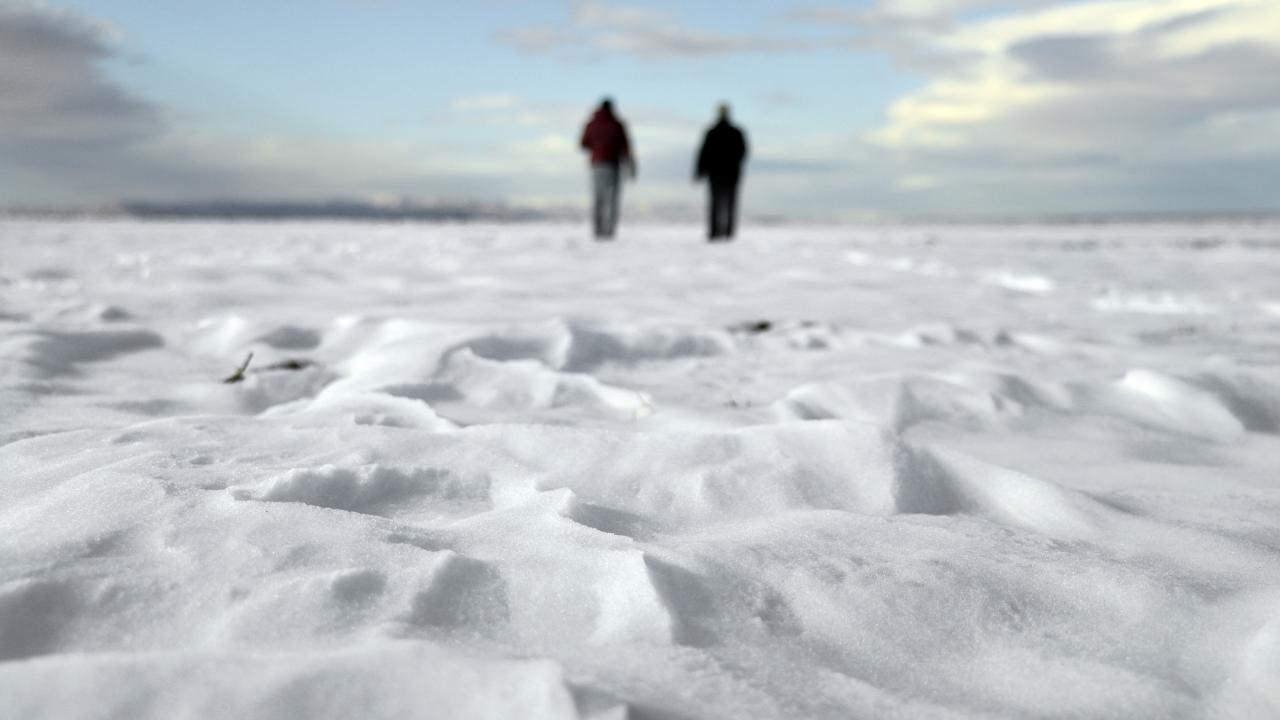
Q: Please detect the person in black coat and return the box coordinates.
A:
[695,104,748,241]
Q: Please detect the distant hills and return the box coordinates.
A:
[119,199,561,222]
[1,200,1276,225]
[0,199,572,222]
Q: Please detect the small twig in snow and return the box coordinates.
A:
[222,352,254,384]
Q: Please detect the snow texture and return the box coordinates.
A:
[1,219,1279,719]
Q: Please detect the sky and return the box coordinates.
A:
[1,0,1278,219]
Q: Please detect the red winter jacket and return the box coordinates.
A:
[580,108,632,165]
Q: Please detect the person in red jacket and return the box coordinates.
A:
[580,98,636,240]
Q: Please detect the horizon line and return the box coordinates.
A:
[3,199,1279,227]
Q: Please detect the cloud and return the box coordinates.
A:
[0,0,676,215]
[0,2,197,205]
[790,0,1060,70]
[500,0,802,59]
[446,93,589,132]
[0,4,552,207]
[873,0,1280,145]
[852,0,1280,212]
[7,0,1275,217]
[0,2,162,149]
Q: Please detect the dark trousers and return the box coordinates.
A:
[708,181,739,241]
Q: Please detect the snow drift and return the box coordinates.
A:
[1,219,1278,719]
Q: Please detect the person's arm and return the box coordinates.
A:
[622,126,637,179]
[695,134,709,181]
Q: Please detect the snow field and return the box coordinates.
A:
[1,219,1279,718]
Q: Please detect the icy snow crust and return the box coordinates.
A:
[1,219,1279,719]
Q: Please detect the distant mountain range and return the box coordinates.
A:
[0,199,573,222]
[1,200,1276,225]
[119,199,564,222]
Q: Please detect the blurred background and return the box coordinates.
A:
[2,0,1278,221]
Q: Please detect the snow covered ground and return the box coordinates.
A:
[2,218,1279,719]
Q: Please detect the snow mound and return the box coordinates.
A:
[5,219,1280,718]
[0,578,90,662]
[456,318,734,371]
[1187,368,1280,434]
[846,251,959,278]
[81,304,133,322]
[253,324,323,350]
[322,321,476,396]
[981,269,1056,294]
[974,371,1076,411]
[23,267,75,282]
[188,315,255,357]
[458,422,1112,540]
[894,445,1109,539]
[455,319,574,368]
[991,330,1066,355]
[1090,369,1246,442]
[1233,610,1280,713]
[890,322,990,348]
[1092,291,1218,315]
[7,328,164,377]
[561,322,734,371]
[408,551,509,632]
[264,391,456,430]
[0,644,580,720]
[191,316,325,358]
[387,490,678,647]
[780,322,841,351]
[231,464,486,518]
[776,374,1013,432]
[381,348,652,422]
[478,421,904,524]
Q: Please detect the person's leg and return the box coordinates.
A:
[710,182,732,240]
[707,184,720,239]
[725,182,739,239]
[591,164,609,238]
[606,164,621,237]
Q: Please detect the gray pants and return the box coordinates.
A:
[591,163,622,239]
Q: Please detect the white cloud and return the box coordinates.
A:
[7,0,1277,217]
[873,0,1280,145]
[500,0,803,59]
[855,0,1280,211]
[450,93,520,112]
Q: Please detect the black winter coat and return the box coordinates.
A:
[696,120,748,185]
